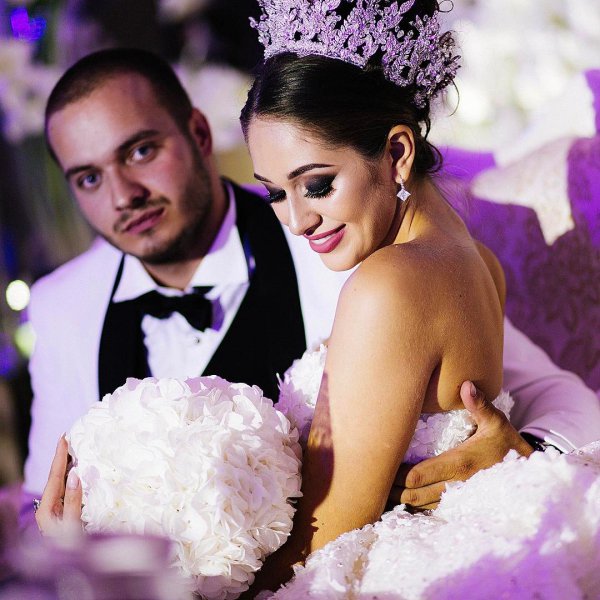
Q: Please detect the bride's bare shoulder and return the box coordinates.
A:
[336,242,446,323]
[337,236,502,327]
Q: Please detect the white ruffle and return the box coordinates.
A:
[272,444,600,599]
[277,345,327,445]
[404,390,513,463]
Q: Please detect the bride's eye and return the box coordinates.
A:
[264,188,286,204]
[305,176,335,199]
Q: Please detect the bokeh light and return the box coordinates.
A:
[6,279,31,311]
[14,321,36,359]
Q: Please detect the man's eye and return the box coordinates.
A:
[131,144,155,162]
[77,173,101,189]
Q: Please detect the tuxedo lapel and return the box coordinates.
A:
[203,183,306,401]
[98,256,150,399]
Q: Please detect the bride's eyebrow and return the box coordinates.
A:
[254,163,334,183]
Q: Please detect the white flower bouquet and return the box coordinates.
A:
[67,376,302,600]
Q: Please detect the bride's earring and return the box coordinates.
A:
[396,176,411,202]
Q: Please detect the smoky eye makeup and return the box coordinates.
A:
[304,175,335,199]
[261,174,336,204]
[264,187,286,204]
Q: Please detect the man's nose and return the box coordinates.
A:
[109,169,150,210]
[287,197,321,236]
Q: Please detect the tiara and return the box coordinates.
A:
[250,0,459,108]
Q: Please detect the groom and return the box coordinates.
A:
[28,48,600,525]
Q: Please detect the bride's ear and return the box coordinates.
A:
[387,125,415,184]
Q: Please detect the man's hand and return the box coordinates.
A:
[390,381,534,510]
[35,436,82,535]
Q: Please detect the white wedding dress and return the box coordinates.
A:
[267,346,600,600]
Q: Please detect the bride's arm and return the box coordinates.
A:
[249,256,443,592]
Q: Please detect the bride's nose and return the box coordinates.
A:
[287,197,321,236]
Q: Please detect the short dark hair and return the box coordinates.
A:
[240,1,446,176]
[45,47,193,146]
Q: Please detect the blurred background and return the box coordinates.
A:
[0,0,599,487]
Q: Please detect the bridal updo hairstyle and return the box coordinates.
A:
[241,0,449,177]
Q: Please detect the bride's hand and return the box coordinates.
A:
[389,381,534,510]
[35,436,83,535]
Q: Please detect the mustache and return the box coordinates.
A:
[113,198,169,233]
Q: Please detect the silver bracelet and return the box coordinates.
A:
[33,498,41,513]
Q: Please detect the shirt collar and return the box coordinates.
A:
[113,181,249,302]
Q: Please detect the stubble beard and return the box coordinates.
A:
[108,158,214,266]
[142,167,213,265]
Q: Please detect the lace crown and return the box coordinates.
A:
[251,0,459,108]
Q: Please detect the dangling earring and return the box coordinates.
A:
[396,176,411,202]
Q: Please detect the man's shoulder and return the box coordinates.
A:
[31,238,121,306]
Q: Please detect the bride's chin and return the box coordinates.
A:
[319,253,360,272]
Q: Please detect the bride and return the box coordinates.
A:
[237,0,505,593]
[238,0,600,596]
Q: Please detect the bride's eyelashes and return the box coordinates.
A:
[265,188,286,204]
[304,176,335,199]
[264,176,336,205]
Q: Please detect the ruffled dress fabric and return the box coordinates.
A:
[269,347,600,599]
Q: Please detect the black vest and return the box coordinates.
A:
[98,183,306,402]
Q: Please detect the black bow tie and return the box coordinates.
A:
[133,287,213,331]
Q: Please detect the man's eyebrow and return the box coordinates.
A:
[65,164,95,181]
[63,130,162,181]
[116,129,161,155]
[254,163,333,183]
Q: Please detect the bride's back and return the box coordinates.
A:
[356,180,505,414]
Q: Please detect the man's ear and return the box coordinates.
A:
[188,108,213,157]
[387,125,415,184]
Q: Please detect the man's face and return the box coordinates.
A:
[47,73,214,264]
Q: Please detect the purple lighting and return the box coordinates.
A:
[10,7,46,42]
[0,334,18,377]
